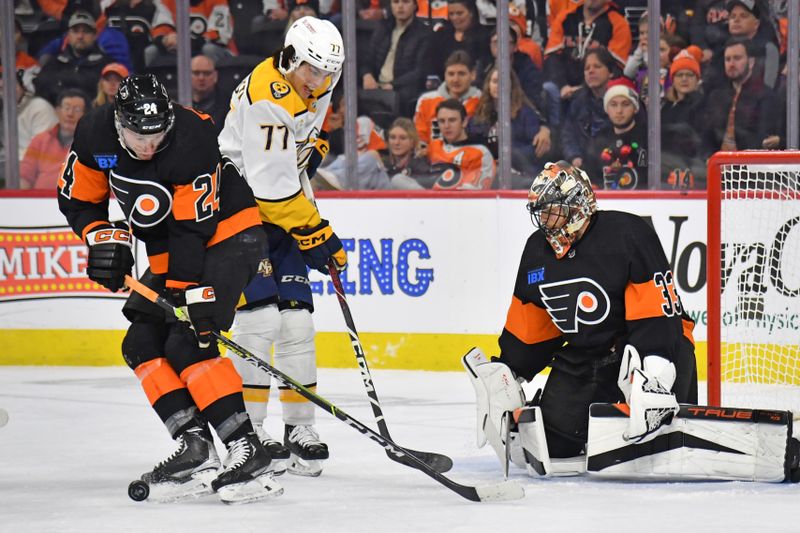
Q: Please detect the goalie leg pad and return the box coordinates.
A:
[587,404,797,482]
[462,348,525,464]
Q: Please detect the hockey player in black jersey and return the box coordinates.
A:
[57,74,283,503]
[464,161,799,483]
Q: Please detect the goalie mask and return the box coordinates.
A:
[527,161,597,259]
[278,16,344,76]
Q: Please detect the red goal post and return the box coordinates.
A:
[707,150,800,411]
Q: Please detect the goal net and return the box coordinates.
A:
[707,151,800,414]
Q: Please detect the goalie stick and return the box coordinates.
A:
[327,262,454,474]
[123,275,523,503]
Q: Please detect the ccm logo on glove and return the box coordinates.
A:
[86,228,131,246]
[186,286,216,304]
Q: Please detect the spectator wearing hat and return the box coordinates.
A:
[560,46,615,170]
[34,10,114,105]
[702,0,780,90]
[661,48,707,189]
[585,77,648,190]
[20,88,89,190]
[92,62,129,108]
[703,36,775,153]
[361,0,433,117]
[190,55,228,134]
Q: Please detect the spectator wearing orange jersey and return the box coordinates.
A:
[416,0,448,21]
[427,98,495,190]
[544,0,631,101]
[21,89,88,190]
[414,50,481,146]
[149,0,236,65]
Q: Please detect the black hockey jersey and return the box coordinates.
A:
[57,104,261,289]
[499,210,694,381]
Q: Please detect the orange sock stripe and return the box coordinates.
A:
[243,386,270,403]
[180,357,243,410]
[279,386,315,403]
[133,358,185,406]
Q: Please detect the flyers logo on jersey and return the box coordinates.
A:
[539,277,610,333]
[270,81,290,99]
[109,170,173,229]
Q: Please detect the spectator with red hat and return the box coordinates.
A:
[661,48,707,189]
[586,76,648,190]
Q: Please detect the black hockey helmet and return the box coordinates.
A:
[114,74,174,135]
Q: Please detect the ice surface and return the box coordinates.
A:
[1,367,798,533]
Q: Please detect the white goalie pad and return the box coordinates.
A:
[587,403,795,482]
[516,406,586,478]
[462,347,525,468]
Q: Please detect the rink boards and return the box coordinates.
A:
[0,192,711,374]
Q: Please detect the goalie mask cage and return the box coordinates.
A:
[707,151,800,413]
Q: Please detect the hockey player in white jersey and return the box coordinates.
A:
[218,16,346,477]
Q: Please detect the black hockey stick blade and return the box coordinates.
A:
[328,263,454,474]
[124,275,522,502]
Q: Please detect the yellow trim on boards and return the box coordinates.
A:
[0,329,709,380]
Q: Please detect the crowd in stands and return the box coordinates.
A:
[1,0,796,190]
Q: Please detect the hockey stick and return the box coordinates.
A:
[327,263,454,474]
[123,275,523,502]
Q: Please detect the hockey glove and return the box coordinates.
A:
[291,219,347,274]
[172,286,217,349]
[617,345,679,443]
[306,131,330,179]
[85,222,134,293]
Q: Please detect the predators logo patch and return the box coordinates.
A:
[270,81,290,99]
[257,258,274,277]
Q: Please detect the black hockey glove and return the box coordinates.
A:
[172,286,217,349]
[291,219,347,274]
[85,222,134,293]
[306,131,330,179]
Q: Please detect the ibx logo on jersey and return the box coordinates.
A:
[527,267,545,285]
[93,154,118,169]
[539,277,610,333]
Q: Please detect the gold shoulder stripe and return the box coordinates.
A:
[247,58,304,115]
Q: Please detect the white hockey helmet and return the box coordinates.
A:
[527,161,597,259]
[279,16,344,75]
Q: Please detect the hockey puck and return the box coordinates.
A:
[128,480,149,502]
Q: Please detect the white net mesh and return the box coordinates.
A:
[719,163,800,412]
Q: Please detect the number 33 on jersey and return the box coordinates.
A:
[499,210,694,376]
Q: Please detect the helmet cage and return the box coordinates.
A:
[527,162,597,258]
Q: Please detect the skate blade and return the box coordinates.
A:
[268,458,287,477]
[146,469,217,503]
[218,473,284,505]
[287,454,323,477]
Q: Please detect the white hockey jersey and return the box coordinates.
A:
[218,57,339,232]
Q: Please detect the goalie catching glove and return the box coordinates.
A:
[85,222,134,293]
[291,219,347,273]
[617,344,679,443]
[170,286,217,349]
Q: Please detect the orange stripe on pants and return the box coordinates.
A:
[133,358,186,406]
[180,357,243,411]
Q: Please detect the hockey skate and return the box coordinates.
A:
[255,425,289,476]
[212,432,284,504]
[138,427,220,503]
[285,424,329,477]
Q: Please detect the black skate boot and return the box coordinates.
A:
[139,426,220,502]
[211,432,283,504]
[284,424,329,477]
[255,425,289,476]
